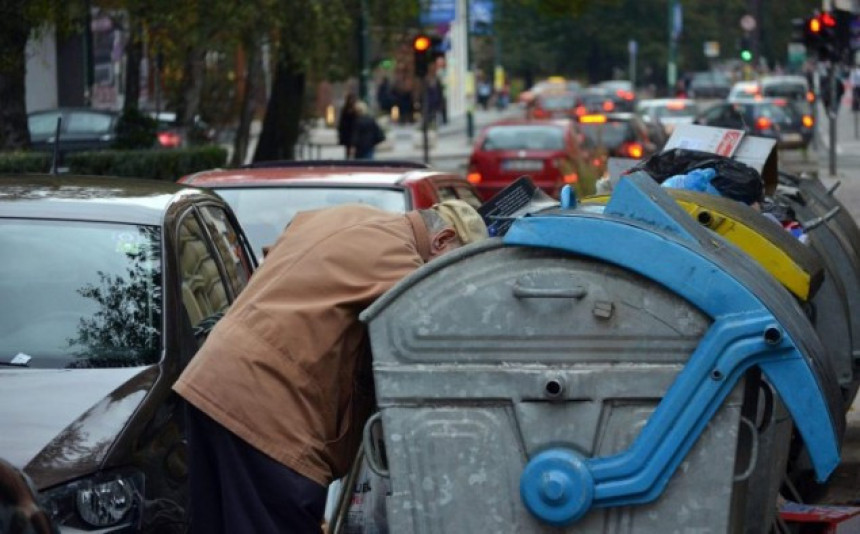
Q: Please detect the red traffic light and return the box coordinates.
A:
[413,35,431,52]
[821,12,836,27]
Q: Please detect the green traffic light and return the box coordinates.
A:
[740,49,752,62]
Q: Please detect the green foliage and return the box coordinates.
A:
[113,107,159,149]
[65,146,227,181]
[0,152,52,174]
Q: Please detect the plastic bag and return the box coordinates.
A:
[626,148,764,205]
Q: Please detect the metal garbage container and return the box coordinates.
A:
[359,174,843,533]
[776,171,860,403]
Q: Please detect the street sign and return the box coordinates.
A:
[740,14,757,32]
[788,43,807,66]
[420,0,456,26]
[704,41,720,58]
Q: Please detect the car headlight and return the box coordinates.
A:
[42,471,144,530]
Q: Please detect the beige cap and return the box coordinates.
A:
[430,199,489,244]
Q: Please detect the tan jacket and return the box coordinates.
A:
[174,205,431,486]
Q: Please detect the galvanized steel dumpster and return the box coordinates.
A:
[360,174,843,533]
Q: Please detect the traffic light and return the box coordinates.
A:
[413,34,431,77]
[739,35,752,62]
[803,10,850,63]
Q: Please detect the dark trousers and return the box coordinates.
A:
[185,403,327,534]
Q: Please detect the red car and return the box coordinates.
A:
[467,118,598,201]
[178,160,483,259]
[527,91,577,119]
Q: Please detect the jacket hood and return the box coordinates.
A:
[0,366,157,489]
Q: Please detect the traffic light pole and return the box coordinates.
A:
[421,77,430,164]
[828,64,838,176]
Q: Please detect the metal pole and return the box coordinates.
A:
[667,0,678,92]
[358,0,370,102]
[422,77,430,163]
[465,0,474,140]
[829,64,838,176]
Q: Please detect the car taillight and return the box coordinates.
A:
[617,90,634,100]
[755,117,772,130]
[624,142,643,158]
[802,115,814,128]
[158,131,182,147]
[574,105,587,116]
[806,91,815,103]
[467,171,482,184]
[602,100,615,111]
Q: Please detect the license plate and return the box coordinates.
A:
[502,159,544,171]
[781,133,802,143]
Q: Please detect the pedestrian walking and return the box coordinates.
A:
[337,93,358,159]
[173,201,489,534]
[350,101,385,160]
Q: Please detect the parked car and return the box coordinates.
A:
[694,98,813,149]
[577,112,664,167]
[636,98,699,135]
[0,175,256,533]
[688,71,732,99]
[148,111,217,148]
[27,108,119,161]
[178,160,483,259]
[467,118,599,200]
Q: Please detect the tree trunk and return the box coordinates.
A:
[123,18,143,112]
[0,1,31,150]
[231,38,261,167]
[180,45,206,128]
[253,53,305,162]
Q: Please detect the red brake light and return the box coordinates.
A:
[158,131,182,148]
[625,142,643,159]
[574,105,587,116]
[467,172,482,184]
[602,100,615,111]
[755,117,772,130]
[802,115,814,128]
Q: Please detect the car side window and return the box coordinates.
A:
[437,186,459,202]
[702,105,726,124]
[454,186,483,209]
[177,213,234,330]
[198,206,252,296]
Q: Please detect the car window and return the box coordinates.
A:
[454,186,483,209]
[701,104,727,122]
[28,112,63,137]
[762,83,807,100]
[539,94,576,110]
[654,103,697,118]
[66,112,113,134]
[437,186,459,202]
[198,206,252,296]
[754,103,794,125]
[580,121,632,149]
[214,187,408,259]
[482,126,565,151]
[0,219,162,368]
[177,214,232,330]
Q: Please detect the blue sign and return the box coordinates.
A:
[420,0,456,26]
[470,0,494,34]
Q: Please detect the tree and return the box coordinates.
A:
[0,0,86,151]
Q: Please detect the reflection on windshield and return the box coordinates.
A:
[215,187,408,259]
[0,220,162,368]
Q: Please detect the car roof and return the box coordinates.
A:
[0,174,218,225]
[637,98,695,107]
[179,161,467,189]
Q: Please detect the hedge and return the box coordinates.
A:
[0,146,227,181]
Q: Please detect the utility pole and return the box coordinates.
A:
[358,0,370,102]
[667,0,680,93]
[465,0,474,141]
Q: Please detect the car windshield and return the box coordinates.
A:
[66,112,113,134]
[0,219,162,369]
[652,103,697,118]
[747,103,795,125]
[482,126,565,151]
[28,112,63,137]
[580,121,631,149]
[692,72,729,87]
[214,186,408,258]
[762,83,807,100]
[539,95,576,110]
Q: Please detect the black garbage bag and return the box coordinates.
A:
[625,148,764,205]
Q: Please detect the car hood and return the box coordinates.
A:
[0,366,158,489]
